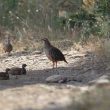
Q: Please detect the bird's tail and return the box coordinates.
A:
[64,59,68,64]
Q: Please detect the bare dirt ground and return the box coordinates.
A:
[0,49,109,110]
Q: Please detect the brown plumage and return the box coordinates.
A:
[3,36,13,56]
[8,64,27,75]
[0,68,10,80]
[42,38,68,68]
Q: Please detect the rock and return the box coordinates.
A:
[88,75,110,86]
[46,75,67,83]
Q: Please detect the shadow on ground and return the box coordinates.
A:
[0,64,107,90]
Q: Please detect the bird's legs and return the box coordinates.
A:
[8,52,12,56]
[7,52,10,56]
[55,62,57,68]
[52,62,58,69]
[53,62,55,69]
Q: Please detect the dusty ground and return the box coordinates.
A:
[0,49,109,110]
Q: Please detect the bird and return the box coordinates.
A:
[0,68,10,80]
[42,38,68,68]
[8,64,27,78]
[3,35,13,56]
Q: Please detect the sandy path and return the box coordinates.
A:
[0,50,108,110]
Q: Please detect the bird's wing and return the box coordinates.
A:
[9,68,21,74]
[49,47,65,61]
[0,72,6,77]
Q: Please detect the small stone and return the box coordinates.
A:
[88,75,110,86]
[46,75,67,83]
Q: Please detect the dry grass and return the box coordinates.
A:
[74,37,110,58]
[0,28,74,54]
[1,29,110,62]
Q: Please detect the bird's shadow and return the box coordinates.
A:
[0,65,107,90]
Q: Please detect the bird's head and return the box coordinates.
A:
[41,38,51,46]
[41,38,49,42]
[5,35,11,43]
[22,64,27,68]
[6,68,10,72]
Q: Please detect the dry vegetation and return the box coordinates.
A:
[0,0,110,110]
[68,86,110,110]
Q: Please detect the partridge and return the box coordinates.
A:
[8,64,27,79]
[0,68,10,80]
[3,36,13,56]
[42,38,68,68]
